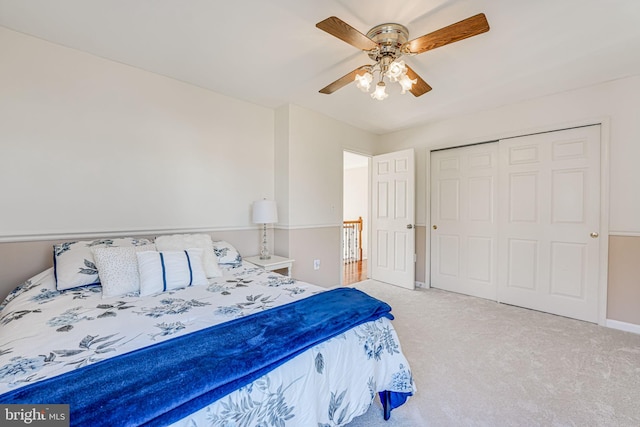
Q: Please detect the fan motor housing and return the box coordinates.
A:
[366,23,409,61]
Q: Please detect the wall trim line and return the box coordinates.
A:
[275,224,341,230]
[606,319,640,335]
[0,225,257,243]
[609,231,640,237]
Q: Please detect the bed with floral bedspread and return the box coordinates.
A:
[0,258,414,426]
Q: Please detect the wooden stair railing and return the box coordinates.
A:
[343,216,363,263]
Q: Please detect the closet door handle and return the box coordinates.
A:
[590,232,599,238]
[432,225,438,230]
[406,224,413,229]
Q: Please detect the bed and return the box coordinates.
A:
[0,235,414,426]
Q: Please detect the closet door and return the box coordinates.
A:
[497,125,601,322]
[430,143,499,300]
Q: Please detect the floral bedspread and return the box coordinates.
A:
[0,263,415,426]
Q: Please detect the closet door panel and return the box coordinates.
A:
[497,125,601,322]
[430,143,498,300]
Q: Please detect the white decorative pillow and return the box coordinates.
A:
[155,234,222,278]
[92,245,156,298]
[137,249,208,296]
[53,237,154,291]
[212,240,242,265]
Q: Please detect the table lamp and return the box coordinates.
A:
[252,199,278,260]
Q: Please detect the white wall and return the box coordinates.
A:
[0,27,379,291]
[286,105,376,228]
[0,27,275,241]
[275,104,377,286]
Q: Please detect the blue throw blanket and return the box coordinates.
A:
[0,287,403,426]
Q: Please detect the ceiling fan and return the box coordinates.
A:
[316,13,489,100]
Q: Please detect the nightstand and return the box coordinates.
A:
[244,255,295,277]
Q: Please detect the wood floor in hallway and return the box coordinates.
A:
[343,259,367,285]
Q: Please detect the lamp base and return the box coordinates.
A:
[259,223,271,260]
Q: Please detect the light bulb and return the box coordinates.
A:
[398,74,417,94]
[386,60,407,82]
[371,82,388,101]
[355,72,373,92]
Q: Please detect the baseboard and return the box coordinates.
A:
[606,319,640,335]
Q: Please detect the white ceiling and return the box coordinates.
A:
[1,0,640,134]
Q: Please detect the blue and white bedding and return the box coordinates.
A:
[0,262,415,426]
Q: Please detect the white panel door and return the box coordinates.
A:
[371,149,415,289]
[430,143,499,300]
[497,125,601,322]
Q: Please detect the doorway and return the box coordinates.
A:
[343,151,369,285]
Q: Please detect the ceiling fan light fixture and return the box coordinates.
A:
[371,81,388,101]
[398,73,417,94]
[317,13,489,100]
[355,71,373,92]
[386,60,407,82]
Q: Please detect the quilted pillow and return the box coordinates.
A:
[92,245,156,298]
[53,237,154,291]
[137,249,208,296]
[155,233,222,278]
[212,240,242,265]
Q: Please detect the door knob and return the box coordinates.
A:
[406,224,413,229]
[432,225,438,230]
[590,232,599,238]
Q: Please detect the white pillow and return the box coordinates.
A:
[137,249,208,296]
[53,237,154,291]
[92,245,156,298]
[155,234,223,278]
[212,240,242,265]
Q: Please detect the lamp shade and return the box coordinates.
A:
[252,200,278,224]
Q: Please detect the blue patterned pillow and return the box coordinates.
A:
[53,237,153,291]
[212,240,242,265]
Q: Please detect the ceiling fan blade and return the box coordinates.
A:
[403,13,489,55]
[316,16,378,51]
[319,66,370,94]
[405,66,432,97]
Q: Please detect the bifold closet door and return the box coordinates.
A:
[497,125,601,322]
[430,143,498,300]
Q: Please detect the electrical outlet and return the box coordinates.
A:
[313,259,320,270]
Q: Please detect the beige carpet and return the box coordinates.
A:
[346,280,640,427]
